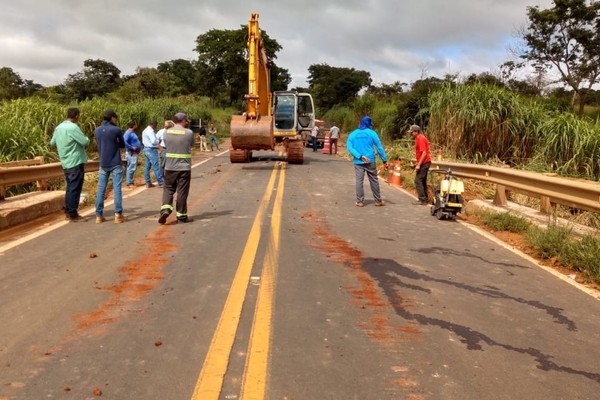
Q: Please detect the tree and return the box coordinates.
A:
[64,59,121,101]
[110,67,182,101]
[464,72,506,88]
[157,59,198,95]
[520,0,600,115]
[0,67,41,100]
[307,64,371,111]
[194,25,289,106]
[366,81,407,98]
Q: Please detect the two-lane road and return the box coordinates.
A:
[1,148,599,399]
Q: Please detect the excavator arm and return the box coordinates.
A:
[230,13,274,159]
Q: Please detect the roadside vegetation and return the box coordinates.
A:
[470,210,600,284]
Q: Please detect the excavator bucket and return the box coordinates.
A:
[230,115,274,151]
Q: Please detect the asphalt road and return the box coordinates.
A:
[0,147,599,400]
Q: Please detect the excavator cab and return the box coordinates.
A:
[272,91,315,141]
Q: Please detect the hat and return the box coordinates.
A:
[103,109,118,120]
[359,116,373,129]
[174,112,188,122]
[410,124,421,132]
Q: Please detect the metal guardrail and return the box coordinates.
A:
[0,160,100,200]
[399,158,600,214]
[3,156,600,214]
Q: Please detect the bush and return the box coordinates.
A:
[560,234,600,281]
[478,212,531,233]
[525,224,572,259]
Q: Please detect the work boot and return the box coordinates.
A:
[66,214,87,222]
[114,213,126,224]
[158,211,170,225]
[95,216,106,224]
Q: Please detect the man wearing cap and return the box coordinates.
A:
[142,121,164,188]
[94,109,126,223]
[158,112,195,224]
[410,124,431,205]
[50,107,89,222]
[346,116,388,207]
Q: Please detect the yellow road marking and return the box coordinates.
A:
[191,165,279,400]
[240,164,286,399]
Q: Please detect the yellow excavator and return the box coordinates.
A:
[230,13,315,164]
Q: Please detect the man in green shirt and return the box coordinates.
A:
[50,107,90,222]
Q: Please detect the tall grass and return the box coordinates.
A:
[427,83,545,164]
[0,96,221,163]
[533,113,600,178]
[425,83,600,180]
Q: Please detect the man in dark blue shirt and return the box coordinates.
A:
[123,121,141,187]
[94,109,126,224]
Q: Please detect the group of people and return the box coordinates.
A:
[197,123,220,152]
[309,122,340,154]
[346,118,431,207]
[50,108,196,224]
[51,106,429,225]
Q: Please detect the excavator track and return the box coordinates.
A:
[286,140,304,164]
[230,149,251,163]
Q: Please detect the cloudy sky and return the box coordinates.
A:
[0,0,554,89]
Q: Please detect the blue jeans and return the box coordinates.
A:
[63,163,85,217]
[144,148,164,185]
[210,135,219,150]
[354,163,381,203]
[95,165,124,216]
[311,136,318,151]
[125,152,139,185]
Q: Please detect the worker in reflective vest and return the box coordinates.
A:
[158,112,195,224]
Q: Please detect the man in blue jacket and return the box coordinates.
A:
[94,109,126,223]
[346,116,388,207]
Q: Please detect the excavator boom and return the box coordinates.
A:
[230,12,274,158]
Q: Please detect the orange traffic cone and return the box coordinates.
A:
[390,160,401,186]
[322,135,331,154]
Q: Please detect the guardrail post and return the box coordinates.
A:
[34,156,46,191]
[493,184,508,207]
[540,196,555,214]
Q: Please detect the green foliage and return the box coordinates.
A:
[157,59,199,95]
[477,211,531,233]
[560,234,600,280]
[308,64,371,111]
[521,0,600,115]
[0,96,216,162]
[533,112,600,178]
[426,83,547,164]
[64,59,122,101]
[473,211,600,283]
[110,68,183,101]
[0,67,34,100]
[525,224,572,259]
[194,25,288,107]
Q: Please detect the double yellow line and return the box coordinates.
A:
[192,163,285,400]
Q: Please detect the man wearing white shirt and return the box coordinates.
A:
[156,120,174,175]
[330,122,340,155]
[142,121,164,188]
